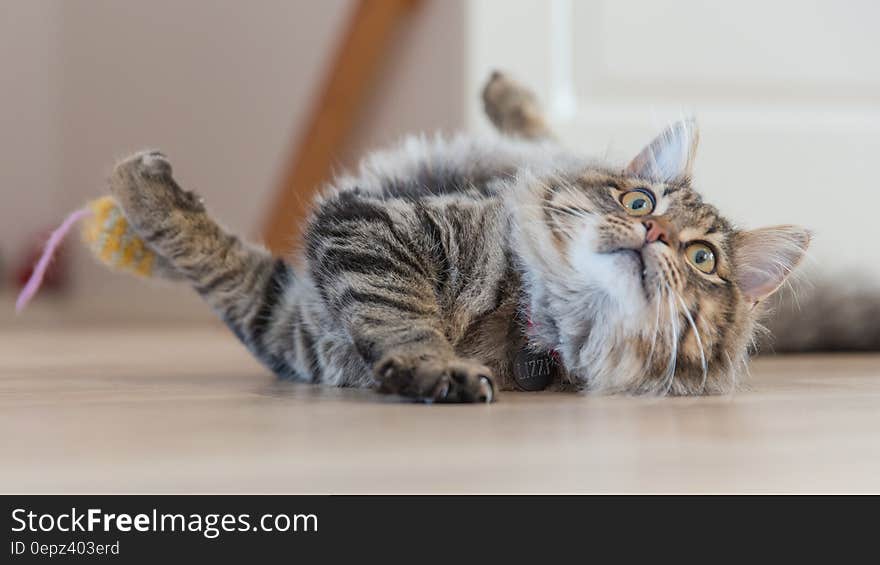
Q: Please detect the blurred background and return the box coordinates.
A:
[2,0,878,327]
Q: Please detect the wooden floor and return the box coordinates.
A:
[2,326,879,493]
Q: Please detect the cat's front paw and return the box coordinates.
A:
[109,150,204,231]
[374,354,496,404]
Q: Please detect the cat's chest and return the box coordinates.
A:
[448,295,560,392]
[452,298,524,389]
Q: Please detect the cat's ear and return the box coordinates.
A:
[626,118,700,182]
[734,225,812,305]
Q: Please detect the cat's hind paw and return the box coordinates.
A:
[481,70,549,140]
[109,150,204,233]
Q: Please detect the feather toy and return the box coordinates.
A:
[15,196,156,312]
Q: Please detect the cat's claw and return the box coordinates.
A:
[375,354,496,404]
[139,150,172,176]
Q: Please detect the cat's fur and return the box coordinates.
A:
[107,73,810,402]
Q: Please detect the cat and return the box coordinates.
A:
[106,72,810,402]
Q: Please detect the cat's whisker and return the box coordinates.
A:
[646,283,663,369]
[663,283,679,395]
[676,290,708,392]
[522,203,593,222]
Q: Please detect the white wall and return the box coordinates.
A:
[0,1,61,285]
[3,0,466,324]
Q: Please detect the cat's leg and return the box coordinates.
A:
[308,196,496,403]
[108,151,312,380]
[482,71,553,140]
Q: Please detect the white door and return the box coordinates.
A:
[467,0,880,279]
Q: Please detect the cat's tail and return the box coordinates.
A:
[760,278,880,352]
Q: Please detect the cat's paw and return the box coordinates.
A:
[481,70,547,139]
[109,150,204,229]
[374,354,496,404]
[112,150,173,185]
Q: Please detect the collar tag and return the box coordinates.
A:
[513,348,558,391]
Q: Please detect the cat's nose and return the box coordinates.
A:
[642,218,674,245]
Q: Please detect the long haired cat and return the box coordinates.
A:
[106,72,810,402]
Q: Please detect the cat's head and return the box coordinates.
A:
[510,119,810,395]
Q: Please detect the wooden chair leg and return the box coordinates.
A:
[262,0,421,255]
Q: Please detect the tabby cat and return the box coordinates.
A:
[107,72,810,402]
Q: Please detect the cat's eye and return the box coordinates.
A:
[620,189,655,216]
[685,242,717,274]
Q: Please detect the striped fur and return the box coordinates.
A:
[107,73,811,401]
